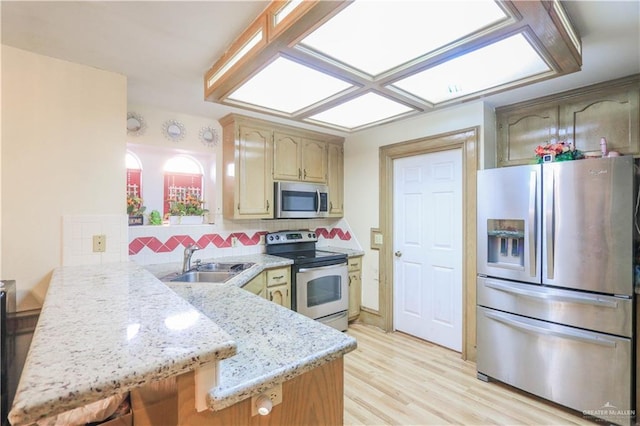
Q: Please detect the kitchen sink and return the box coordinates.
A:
[167,262,255,283]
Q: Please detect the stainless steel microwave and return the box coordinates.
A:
[274,181,328,219]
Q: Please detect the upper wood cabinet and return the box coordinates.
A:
[496,75,640,167]
[497,105,559,166]
[273,132,327,183]
[327,141,344,217]
[221,115,273,219]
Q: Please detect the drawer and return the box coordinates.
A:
[347,257,362,272]
[266,267,289,287]
[477,306,632,424]
[477,276,633,337]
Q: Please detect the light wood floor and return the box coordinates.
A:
[344,323,597,426]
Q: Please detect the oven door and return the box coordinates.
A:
[296,263,348,321]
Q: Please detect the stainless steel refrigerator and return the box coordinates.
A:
[476,156,635,426]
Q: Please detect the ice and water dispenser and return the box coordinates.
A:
[486,219,525,269]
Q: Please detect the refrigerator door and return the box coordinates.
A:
[542,156,634,296]
[478,276,633,337]
[477,306,633,426]
[477,164,541,283]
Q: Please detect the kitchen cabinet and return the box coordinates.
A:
[273,132,327,183]
[243,272,267,299]
[497,104,559,167]
[266,266,291,309]
[243,266,291,309]
[221,115,273,219]
[327,141,344,217]
[496,74,640,167]
[221,114,344,219]
[347,256,362,321]
[176,358,344,425]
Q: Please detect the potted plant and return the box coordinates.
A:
[127,195,146,226]
[167,193,208,225]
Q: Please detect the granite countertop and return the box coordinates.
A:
[10,253,357,424]
[8,262,236,426]
[168,282,357,411]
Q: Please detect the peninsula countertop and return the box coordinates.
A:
[8,262,237,426]
[9,254,357,424]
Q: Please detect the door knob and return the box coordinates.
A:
[395,251,402,257]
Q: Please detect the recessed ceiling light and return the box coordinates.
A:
[300,0,507,76]
[227,56,353,114]
[308,93,415,130]
[392,33,550,103]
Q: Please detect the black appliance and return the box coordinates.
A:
[1,280,16,426]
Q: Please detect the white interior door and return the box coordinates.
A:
[393,149,462,351]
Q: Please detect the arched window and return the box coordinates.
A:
[126,151,143,197]
[163,156,205,216]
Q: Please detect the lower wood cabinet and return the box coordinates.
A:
[175,358,344,425]
[243,266,291,309]
[130,358,345,426]
[266,267,291,309]
[347,256,362,321]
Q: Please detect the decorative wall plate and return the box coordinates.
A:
[162,120,186,142]
[199,126,219,147]
[126,112,146,136]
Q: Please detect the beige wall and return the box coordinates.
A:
[343,101,493,311]
[1,45,127,309]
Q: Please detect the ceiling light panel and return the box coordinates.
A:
[392,33,551,103]
[227,56,353,114]
[308,92,415,130]
[299,0,507,77]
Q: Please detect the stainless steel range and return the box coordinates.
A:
[266,231,349,331]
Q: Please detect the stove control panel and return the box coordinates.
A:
[266,231,317,245]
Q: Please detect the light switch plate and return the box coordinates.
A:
[93,235,106,253]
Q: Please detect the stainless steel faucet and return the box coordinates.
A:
[182,244,201,273]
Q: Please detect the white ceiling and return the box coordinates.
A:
[2,1,639,136]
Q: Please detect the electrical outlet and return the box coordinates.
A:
[251,383,282,416]
[231,236,239,247]
[92,235,106,253]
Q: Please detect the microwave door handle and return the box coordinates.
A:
[316,189,321,214]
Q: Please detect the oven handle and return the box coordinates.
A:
[298,262,347,273]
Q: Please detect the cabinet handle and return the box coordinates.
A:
[298,168,301,179]
[330,201,333,210]
[304,169,307,179]
[266,200,270,211]
[269,292,273,301]
[272,275,284,280]
[237,203,240,211]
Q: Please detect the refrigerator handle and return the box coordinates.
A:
[528,170,537,277]
[484,310,617,348]
[545,168,555,279]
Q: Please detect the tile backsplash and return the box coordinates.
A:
[62,215,129,266]
[128,215,360,265]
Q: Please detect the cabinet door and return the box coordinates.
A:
[560,85,640,155]
[301,139,327,183]
[268,284,291,309]
[243,272,266,299]
[327,142,344,217]
[237,125,273,218]
[496,105,559,167]
[273,132,302,181]
[348,272,361,321]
